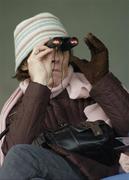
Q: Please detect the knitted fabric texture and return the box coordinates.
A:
[14,12,68,72]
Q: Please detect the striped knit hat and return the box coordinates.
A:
[14,12,68,72]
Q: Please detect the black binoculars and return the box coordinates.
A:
[45,37,79,51]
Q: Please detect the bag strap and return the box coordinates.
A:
[0,127,9,140]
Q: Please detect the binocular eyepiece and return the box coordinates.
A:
[45,37,79,51]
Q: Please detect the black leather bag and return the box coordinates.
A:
[44,120,123,154]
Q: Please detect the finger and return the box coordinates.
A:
[84,33,107,53]
[32,38,51,54]
[84,38,96,56]
[42,38,51,45]
[33,46,52,56]
[36,38,50,47]
[36,48,53,59]
[85,33,105,47]
[36,46,49,54]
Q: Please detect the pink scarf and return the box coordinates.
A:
[0,65,110,165]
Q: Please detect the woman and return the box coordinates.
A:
[0,12,129,180]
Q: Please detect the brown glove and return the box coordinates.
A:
[70,33,109,85]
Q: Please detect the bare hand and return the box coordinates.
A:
[27,43,53,85]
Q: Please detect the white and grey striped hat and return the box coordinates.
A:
[14,12,68,72]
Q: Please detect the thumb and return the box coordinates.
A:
[84,33,108,58]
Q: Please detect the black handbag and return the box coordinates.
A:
[44,120,124,154]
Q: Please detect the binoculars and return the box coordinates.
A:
[45,37,79,51]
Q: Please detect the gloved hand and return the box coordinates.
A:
[70,33,109,85]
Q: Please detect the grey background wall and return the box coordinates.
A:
[0,0,129,110]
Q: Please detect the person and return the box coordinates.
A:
[0,12,129,180]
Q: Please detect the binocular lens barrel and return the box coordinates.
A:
[45,37,78,51]
[53,38,62,46]
[69,37,78,45]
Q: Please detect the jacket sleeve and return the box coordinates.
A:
[90,72,129,136]
[2,82,51,155]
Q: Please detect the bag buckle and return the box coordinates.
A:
[81,121,103,136]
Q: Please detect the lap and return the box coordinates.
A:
[1,144,84,180]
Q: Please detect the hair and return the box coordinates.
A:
[13,52,31,81]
